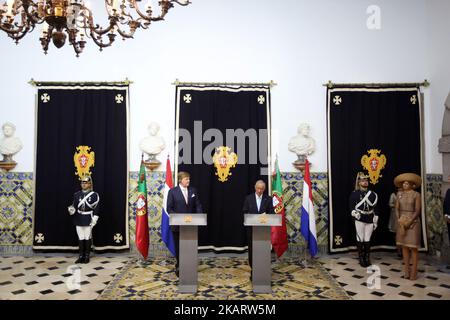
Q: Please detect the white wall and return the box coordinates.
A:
[426,0,450,174]
[0,0,444,173]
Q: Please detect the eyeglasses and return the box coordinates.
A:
[81,181,91,184]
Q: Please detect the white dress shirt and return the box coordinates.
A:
[255,194,262,212]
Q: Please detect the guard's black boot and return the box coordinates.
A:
[356,241,365,267]
[83,239,91,264]
[75,240,84,264]
[364,242,371,266]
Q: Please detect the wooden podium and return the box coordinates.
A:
[244,213,282,293]
[169,213,207,293]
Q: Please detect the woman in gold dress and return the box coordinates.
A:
[394,173,422,280]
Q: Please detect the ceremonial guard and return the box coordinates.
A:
[68,175,100,264]
[349,172,378,267]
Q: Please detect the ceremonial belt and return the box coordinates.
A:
[355,209,374,215]
[78,210,93,215]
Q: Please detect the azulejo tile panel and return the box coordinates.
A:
[425,174,447,255]
[0,172,445,257]
[0,172,34,249]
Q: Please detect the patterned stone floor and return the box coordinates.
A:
[0,255,130,300]
[1,252,449,300]
[322,252,450,300]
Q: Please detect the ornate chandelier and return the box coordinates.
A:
[0,0,190,56]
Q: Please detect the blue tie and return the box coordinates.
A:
[256,196,262,212]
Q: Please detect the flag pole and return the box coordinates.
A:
[303,241,309,268]
[137,252,149,266]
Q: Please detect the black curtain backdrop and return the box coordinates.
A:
[176,86,271,252]
[327,87,426,253]
[33,85,129,251]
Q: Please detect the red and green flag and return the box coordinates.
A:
[271,159,288,257]
[135,158,149,260]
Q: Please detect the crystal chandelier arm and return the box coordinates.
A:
[90,33,116,49]
[39,24,53,53]
[67,29,86,57]
[88,24,117,49]
[100,1,140,39]
[0,8,33,42]
[0,22,31,41]
[74,11,116,50]
[81,6,116,36]
[171,0,191,7]
[126,0,156,21]
[127,0,189,23]
[21,0,43,24]
[115,20,139,38]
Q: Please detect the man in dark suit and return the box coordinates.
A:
[242,180,274,274]
[166,171,203,276]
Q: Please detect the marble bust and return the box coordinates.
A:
[139,122,165,161]
[0,122,23,162]
[288,123,316,162]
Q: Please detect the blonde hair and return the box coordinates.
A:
[178,171,190,183]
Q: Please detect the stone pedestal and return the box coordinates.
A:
[0,155,17,171]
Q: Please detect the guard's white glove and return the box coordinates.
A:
[68,205,76,216]
[351,210,360,220]
[373,215,379,230]
[90,215,99,227]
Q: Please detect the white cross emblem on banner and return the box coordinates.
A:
[183,94,192,103]
[114,233,123,243]
[258,95,265,104]
[333,96,342,105]
[115,94,124,104]
[35,233,45,243]
[41,93,50,103]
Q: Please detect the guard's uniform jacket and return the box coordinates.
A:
[72,191,100,226]
[349,189,378,223]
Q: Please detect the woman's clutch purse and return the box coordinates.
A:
[398,215,416,234]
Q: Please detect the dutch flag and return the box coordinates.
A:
[161,157,176,256]
[300,159,318,257]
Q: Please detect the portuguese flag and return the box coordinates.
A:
[271,159,288,257]
[135,158,149,260]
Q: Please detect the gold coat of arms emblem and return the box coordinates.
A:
[74,145,95,180]
[361,149,387,184]
[212,146,238,182]
[259,214,268,224]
